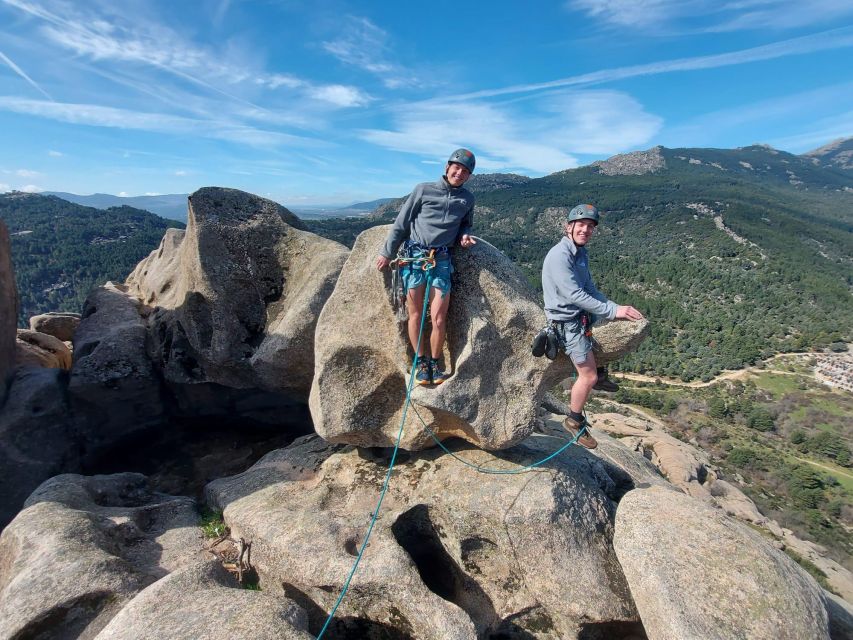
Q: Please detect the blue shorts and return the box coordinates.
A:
[399,242,453,297]
[553,315,597,365]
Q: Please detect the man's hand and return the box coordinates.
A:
[460,234,477,248]
[376,255,391,271]
[615,305,644,321]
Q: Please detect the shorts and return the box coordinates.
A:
[553,317,595,365]
[399,242,453,297]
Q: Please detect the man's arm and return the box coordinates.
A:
[377,186,422,270]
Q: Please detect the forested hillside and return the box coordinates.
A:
[1,193,184,326]
[309,144,853,381]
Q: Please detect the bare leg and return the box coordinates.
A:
[429,289,451,359]
[570,352,598,414]
[406,285,428,356]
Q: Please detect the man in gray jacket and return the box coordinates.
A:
[376,149,477,385]
[542,204,644,448]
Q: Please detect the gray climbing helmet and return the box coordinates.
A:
[568,204,600,225]
[448,148,476,173]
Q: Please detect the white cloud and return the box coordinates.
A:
[20,184,43,192]
[0,96,325,148]
[0,183,10,192]
[307,84,372,108]
[447,28,853,102]
[322,16,417,89]
[144,192,161,196]
[48,149,62,156]
[15,168,40,177]
[0,48,52,99]
[568,0,853,31]
[174,170,187,176]
[118,191,128,196]
[360,89,661,174]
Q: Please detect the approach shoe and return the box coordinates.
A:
[562,415,598,449]
[593,375,620,392]
[415,358,432,386]
[431,359,450,385]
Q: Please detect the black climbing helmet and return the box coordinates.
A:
[448,148,476,173]
[567,204,600,225]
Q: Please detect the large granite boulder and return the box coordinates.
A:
[613,485,830,640]
[15,327,73,369]
[69,282,165,462]
[125,187,348,408]
[206,434,646,639]
[29,311,81,341]
[0,220,15,406]
[310,225,647,450]
[0,473,201,639]
[0,367,77,528]
[95,560,312,640]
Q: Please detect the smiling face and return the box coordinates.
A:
[566,218,597,246]
[445,162,472,187]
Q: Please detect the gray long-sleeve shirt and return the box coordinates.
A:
[380,177,475,258]
[542,236,617,322]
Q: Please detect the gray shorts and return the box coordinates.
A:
[553,319,594,365]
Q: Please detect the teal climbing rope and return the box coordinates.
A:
[315,256,591,637]
[314,260,435,640]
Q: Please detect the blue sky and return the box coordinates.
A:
[1,0,852,206]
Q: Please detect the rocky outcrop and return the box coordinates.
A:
[15,328,73,369]
[29,311,81,342]
[614,486,830,640]
[593,146,666,176]
[206,434,644,639]
[0,473,201,639]
[125,187,348,409]
[310,224,647,450]
[0,367,76,528]
[69,282,166,461]
[0,220,17,405]
[94,560,312,640]
[593,319,650,366]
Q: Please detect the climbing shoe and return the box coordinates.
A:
[544,328,560,360]
[531,329,548,357]
[593,368,619,392]
[415,358,432,385]
[431,359,450,385]
[562,416,598,449]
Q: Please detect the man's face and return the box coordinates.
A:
[446,162,471,187]
[567,219,596,246]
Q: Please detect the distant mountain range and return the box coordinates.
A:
[803,137,853,172]
[45,192,189,222]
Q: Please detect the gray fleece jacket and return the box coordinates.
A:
[380,177,475,258]
[542,236,617,322]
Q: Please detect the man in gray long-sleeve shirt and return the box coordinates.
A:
[542,204,644,448]
[376,148,477,385]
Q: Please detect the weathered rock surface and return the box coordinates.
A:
[206,434,645,639]
[0,367,77,528]
[593,146,666,176]
[95,560,312,640]
[0,220,16,406]
[824,590,853,640]
[310,225,648,451]
[0,472,201,640]
[125,187,348,407]
[15,327,73,369]
[29,310,81,341]
[69,282,165,461]
[592,319,650,366]
[614,485,830,640]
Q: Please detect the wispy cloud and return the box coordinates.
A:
[322,16,417,89]
[2,0,369,109]
[15,168,40,177]
[443,27,853,101]
[47,149,62,156]
[0,48,52,99]
[360,89,661,174]
[568,0,853,32]
[20,184,43,192]
[0,183,10,192]
[0,96,325,148]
